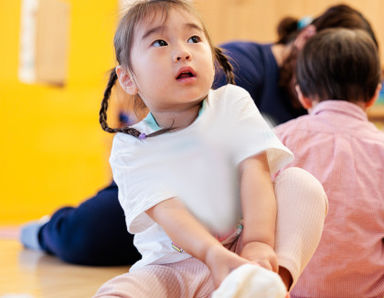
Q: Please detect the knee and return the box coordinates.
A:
[54,217,138,265]
[275,167,328,216]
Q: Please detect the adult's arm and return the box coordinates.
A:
[213,41,265,106]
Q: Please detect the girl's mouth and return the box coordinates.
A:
[176,67,196,81]
[176,72,194,79]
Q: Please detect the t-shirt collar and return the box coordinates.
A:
[143,100,207,132]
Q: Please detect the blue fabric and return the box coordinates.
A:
[213,41,306,125]
[39,182,140,266]
[143,112,160,131]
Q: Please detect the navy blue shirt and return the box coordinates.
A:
[213,41,306,125]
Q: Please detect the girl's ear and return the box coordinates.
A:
[365,83,382,108]
[296,85,313,109]
[116,65,138,95]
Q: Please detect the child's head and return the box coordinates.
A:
[296,28,381,107]
[312,4,378,48]
[100,0,234,136]
[278,4,379,110]
[277,4,378,49]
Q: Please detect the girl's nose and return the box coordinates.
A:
[174,46,191,62]
[176,54,190,61]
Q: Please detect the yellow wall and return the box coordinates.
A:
[0,0,119,224]
[2,0,384,224]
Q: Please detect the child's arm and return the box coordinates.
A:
[239,151,278,272]
[146,198,249,287]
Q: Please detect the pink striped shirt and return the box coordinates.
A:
[275,100,384,298]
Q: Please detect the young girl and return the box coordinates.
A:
[95,1,328,297]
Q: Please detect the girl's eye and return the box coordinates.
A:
[152,40,168,47]
[187,35,201,43]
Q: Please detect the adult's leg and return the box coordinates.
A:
[39,181,141,266]
[273,167,328,289]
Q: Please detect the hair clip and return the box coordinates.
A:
[298,16,313,30]
[139,133,147,140]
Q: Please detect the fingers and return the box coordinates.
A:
[255,259,272,271]
[253,255,278,272]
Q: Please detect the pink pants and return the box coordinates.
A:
[95,167,328,298]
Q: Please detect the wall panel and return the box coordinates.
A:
[195,0,384,60]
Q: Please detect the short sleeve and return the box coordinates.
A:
[218,85,293,174]
[110,133,176,234]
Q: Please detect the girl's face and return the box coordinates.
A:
[122,8,215,113]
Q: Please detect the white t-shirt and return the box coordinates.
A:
[110,84,293,270]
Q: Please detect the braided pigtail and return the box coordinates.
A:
[99,69,142,138]
[214,47,235,85]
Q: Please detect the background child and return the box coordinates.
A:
[275,28,384,298]
[94,0,328,297]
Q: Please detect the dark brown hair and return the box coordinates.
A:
[276,17,300,45]
[99,0,235,138]
[278,4,379,110]
[297,28,380,103]
[312,4,378,47]
[277,4,378,47]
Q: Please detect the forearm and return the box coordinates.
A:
[146,198,223,263]
[239,152,276,247]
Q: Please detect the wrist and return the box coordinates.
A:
[204,243,227,269]
[241,223,275,248]
[243,239,273,248]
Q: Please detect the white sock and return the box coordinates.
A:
[212,264,286,298]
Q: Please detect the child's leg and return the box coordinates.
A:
[93,257,214,298]
[274,167,328,289]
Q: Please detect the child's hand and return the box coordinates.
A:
[240,241,278,272]
[205,244,250,287]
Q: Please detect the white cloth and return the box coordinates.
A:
[110,84,293,270]
[212,264,286,298]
